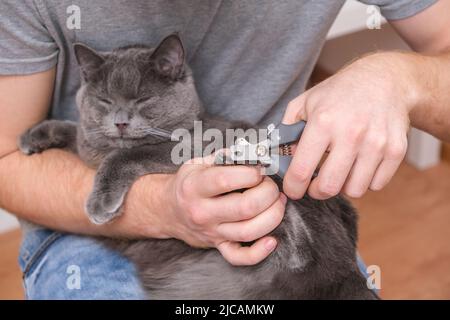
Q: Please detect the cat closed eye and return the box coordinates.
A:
[136,96,152,104]
[98,97,113,105]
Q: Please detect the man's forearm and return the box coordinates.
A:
[361,50,450,142]
[0,148,171,239]
[405,51,450,141]
[410,51,450,141]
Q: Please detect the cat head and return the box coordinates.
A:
[74,34,202,146]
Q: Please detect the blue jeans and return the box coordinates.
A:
[19,229,147,299]
[19,228,371,299]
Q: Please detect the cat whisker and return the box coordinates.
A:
[140,127,172,135]
[85,128,106,135]
[138,127,173,139]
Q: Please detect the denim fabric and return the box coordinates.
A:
[19,228,372,299]
[19,228,146,300]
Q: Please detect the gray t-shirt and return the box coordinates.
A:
[0,0,436,126]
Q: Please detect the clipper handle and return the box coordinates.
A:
[275,121,306,145]
[271,121,307,179]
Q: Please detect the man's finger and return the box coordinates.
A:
[184,153,218,167]
[370,134,407,191]
[370,160,402,191]
[308,142,358,200]
[343,151,383,198]
[370,157,403,191]
[217,236,278,266]
[193,165,263,197]
[206,177,280,223]
[282,94,307,124]
[216,194,286,242]
[283,124,330,200]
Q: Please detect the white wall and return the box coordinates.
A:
[327,0,386,40]
[0,209,19,233]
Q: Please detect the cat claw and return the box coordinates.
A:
[85,191,125,225]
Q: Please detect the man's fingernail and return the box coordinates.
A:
[265,239,277,251]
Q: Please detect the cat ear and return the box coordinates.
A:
[151,34,185,80]
[73,43,105,81]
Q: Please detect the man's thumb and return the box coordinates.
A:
[282,94,307,124]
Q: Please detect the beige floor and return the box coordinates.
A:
[0,229,23,299]
[353,162,450,299]
[1,162,450,300]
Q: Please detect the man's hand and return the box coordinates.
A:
[162,155,286,266]
[283,1,450,201]
[282,53,414,200]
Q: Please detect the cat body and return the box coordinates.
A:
[19,35,377,300]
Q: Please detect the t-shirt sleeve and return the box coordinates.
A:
[0,0,58,75]
[358,0,438,20]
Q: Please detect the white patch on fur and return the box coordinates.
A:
[75,84,87,110]
[284,202,313,270]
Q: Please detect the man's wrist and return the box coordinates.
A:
[361,51,425,114]
[104,173,174,239]
[362,50,450,141]
[384,51,449,134]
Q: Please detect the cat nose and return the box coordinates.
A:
[115,122,129,134]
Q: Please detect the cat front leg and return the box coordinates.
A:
[85,145,169,225]
[19,120,78,155]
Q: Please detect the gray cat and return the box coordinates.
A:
[19,34,378,299]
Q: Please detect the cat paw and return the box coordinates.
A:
[18,127,51,155]
[85,189,125,225]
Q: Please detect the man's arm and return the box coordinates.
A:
[282,0,450,200]
[390,0,450,141]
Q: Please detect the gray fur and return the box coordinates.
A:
[19,34,378,300]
